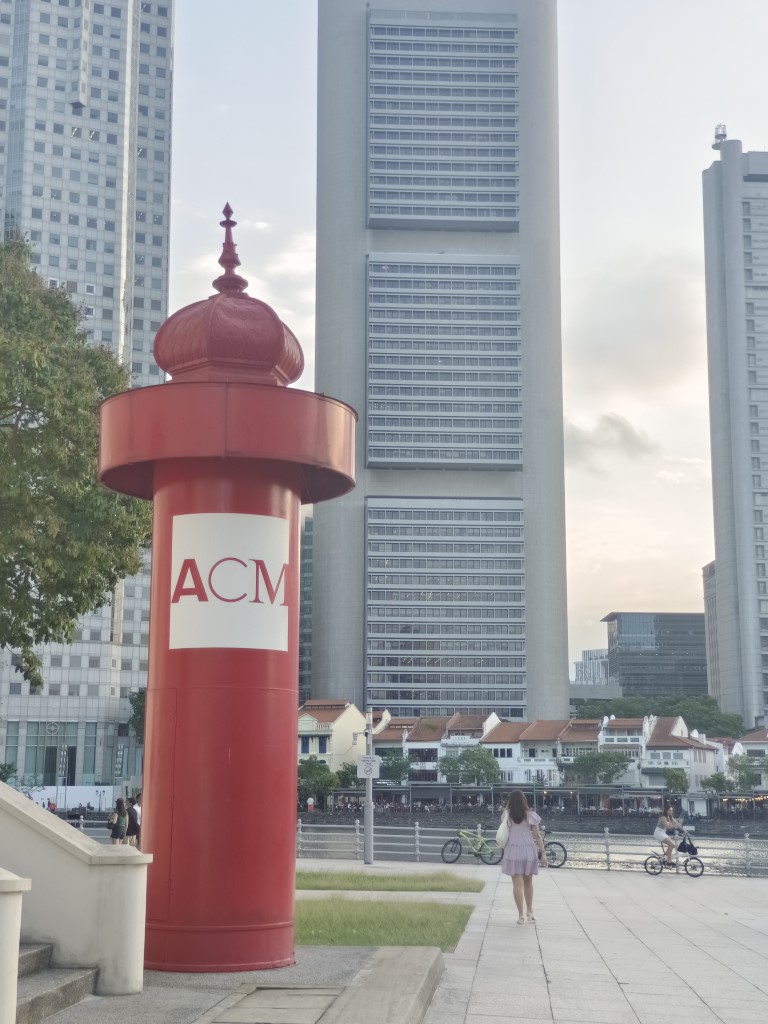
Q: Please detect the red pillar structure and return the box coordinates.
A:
[98,206,356,971]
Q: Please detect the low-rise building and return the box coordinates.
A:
[297,700,366,771]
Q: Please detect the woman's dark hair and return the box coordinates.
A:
[116,798,126,813]
[664,803,673,816]
[506,789,530,825]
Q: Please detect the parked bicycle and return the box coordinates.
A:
[644,827,704,877]
[540,829,567,868]
[441,827,503,865]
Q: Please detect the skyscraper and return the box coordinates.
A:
[0,0,173,786]
[704,128,768,729]
[312,0,568,720]
[601,612,708,699]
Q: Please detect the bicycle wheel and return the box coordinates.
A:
[644,854,663,876]
[441,838,462,864]
[480,841,503,865]
[684,857,704,878]
[545,841,567,868]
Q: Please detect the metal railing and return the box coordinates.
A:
[295,821,768,877]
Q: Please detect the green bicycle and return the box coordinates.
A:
[441,827,503,865]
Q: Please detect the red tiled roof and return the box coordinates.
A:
[481,722,530,744]
[375,719,416,743]
[519,720,572,741]
[406,717,450,742]
[603,718,644,729]
[446,713,486,734]
[298,700,353,724]
[740,729,768,743]
[560,720,601,742]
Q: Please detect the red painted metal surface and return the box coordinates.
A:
[98,207,356,971]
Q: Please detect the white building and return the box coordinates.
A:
[297,700,367,773]
[703,128,768,729]
[311,0,569,722]
[0,0,173,787]
[573,649,609,685]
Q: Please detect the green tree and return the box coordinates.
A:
[558,751,631,785]
[573,695,744,738]
[438,747,501,785]
[128,689,146,746]
[379,750,412,784]
[297,755,338,803]
[0,238,152,689]
[700,772,729,793]
[438,753,462,784]
[334,761,363,789]
[661,767,689,794]
[727,754,768,792]
[0,763,16,784]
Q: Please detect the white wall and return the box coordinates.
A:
[0,781,151,994]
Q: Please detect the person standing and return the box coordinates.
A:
[126,799,139,847]
[133,792,142,849]
[500,790,547,925]
[109,798,129,845]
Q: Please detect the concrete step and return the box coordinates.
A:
[17,944,52,978]
[15,967,98,1024]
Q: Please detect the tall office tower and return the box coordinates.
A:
[704,129,768,730]
[0,0,173,787]
[601,612,708,699]
[313,0,568,721]
[298,515,314,706]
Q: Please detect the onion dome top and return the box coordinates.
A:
[153,204,304,385]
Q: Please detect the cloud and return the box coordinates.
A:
[265,232,316,279]
[565,413,660,470]
[562,250,706,404]
[237,219,272,233]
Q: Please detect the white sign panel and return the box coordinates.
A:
[169,513,289,651]
[357,755,381,779]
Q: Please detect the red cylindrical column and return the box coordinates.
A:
[98,208,356,971]
[144,460,302,969]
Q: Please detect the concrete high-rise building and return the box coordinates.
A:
[0,0,173,787]
[702,561,720,705]
[704,128,768,729]
[312,0,568,720]
[601,612,708,700]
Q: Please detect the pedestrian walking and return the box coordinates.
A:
[133,792,142,849]
[500,789,547,925]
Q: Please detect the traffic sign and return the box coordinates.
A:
[356,755,381,779]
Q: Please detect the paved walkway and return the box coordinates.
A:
[46,858,768,1023]
[418,861,768,1024]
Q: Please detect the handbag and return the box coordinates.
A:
[495,815,510,849]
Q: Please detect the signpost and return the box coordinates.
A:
[356,716,379,864]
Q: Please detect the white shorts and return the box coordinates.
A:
[654,827,670,843]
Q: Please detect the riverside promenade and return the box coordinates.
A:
[42,858,768,1023]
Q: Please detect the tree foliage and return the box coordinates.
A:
[0,763,16,784]
[128,689,146,746]
[573,694,744,739]
[297,755,338,802]
[727,754,768,792]
[379,750,412,784]
[660,767,689,794]
[700,772,729,793]
[438,747,501,785]
[335,761,363,789]
[558,751,631,785]
[0,238,152,688]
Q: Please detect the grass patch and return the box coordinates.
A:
[296,898,473,951]
[296,869,483,893]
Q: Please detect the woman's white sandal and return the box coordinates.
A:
[516,916,526,925]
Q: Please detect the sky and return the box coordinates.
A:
[169,1,768,677]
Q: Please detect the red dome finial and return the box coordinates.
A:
[212,203,248,295]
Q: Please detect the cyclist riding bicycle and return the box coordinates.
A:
[653,804,681,866]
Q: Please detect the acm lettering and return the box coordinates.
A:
[171,557,288,606]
